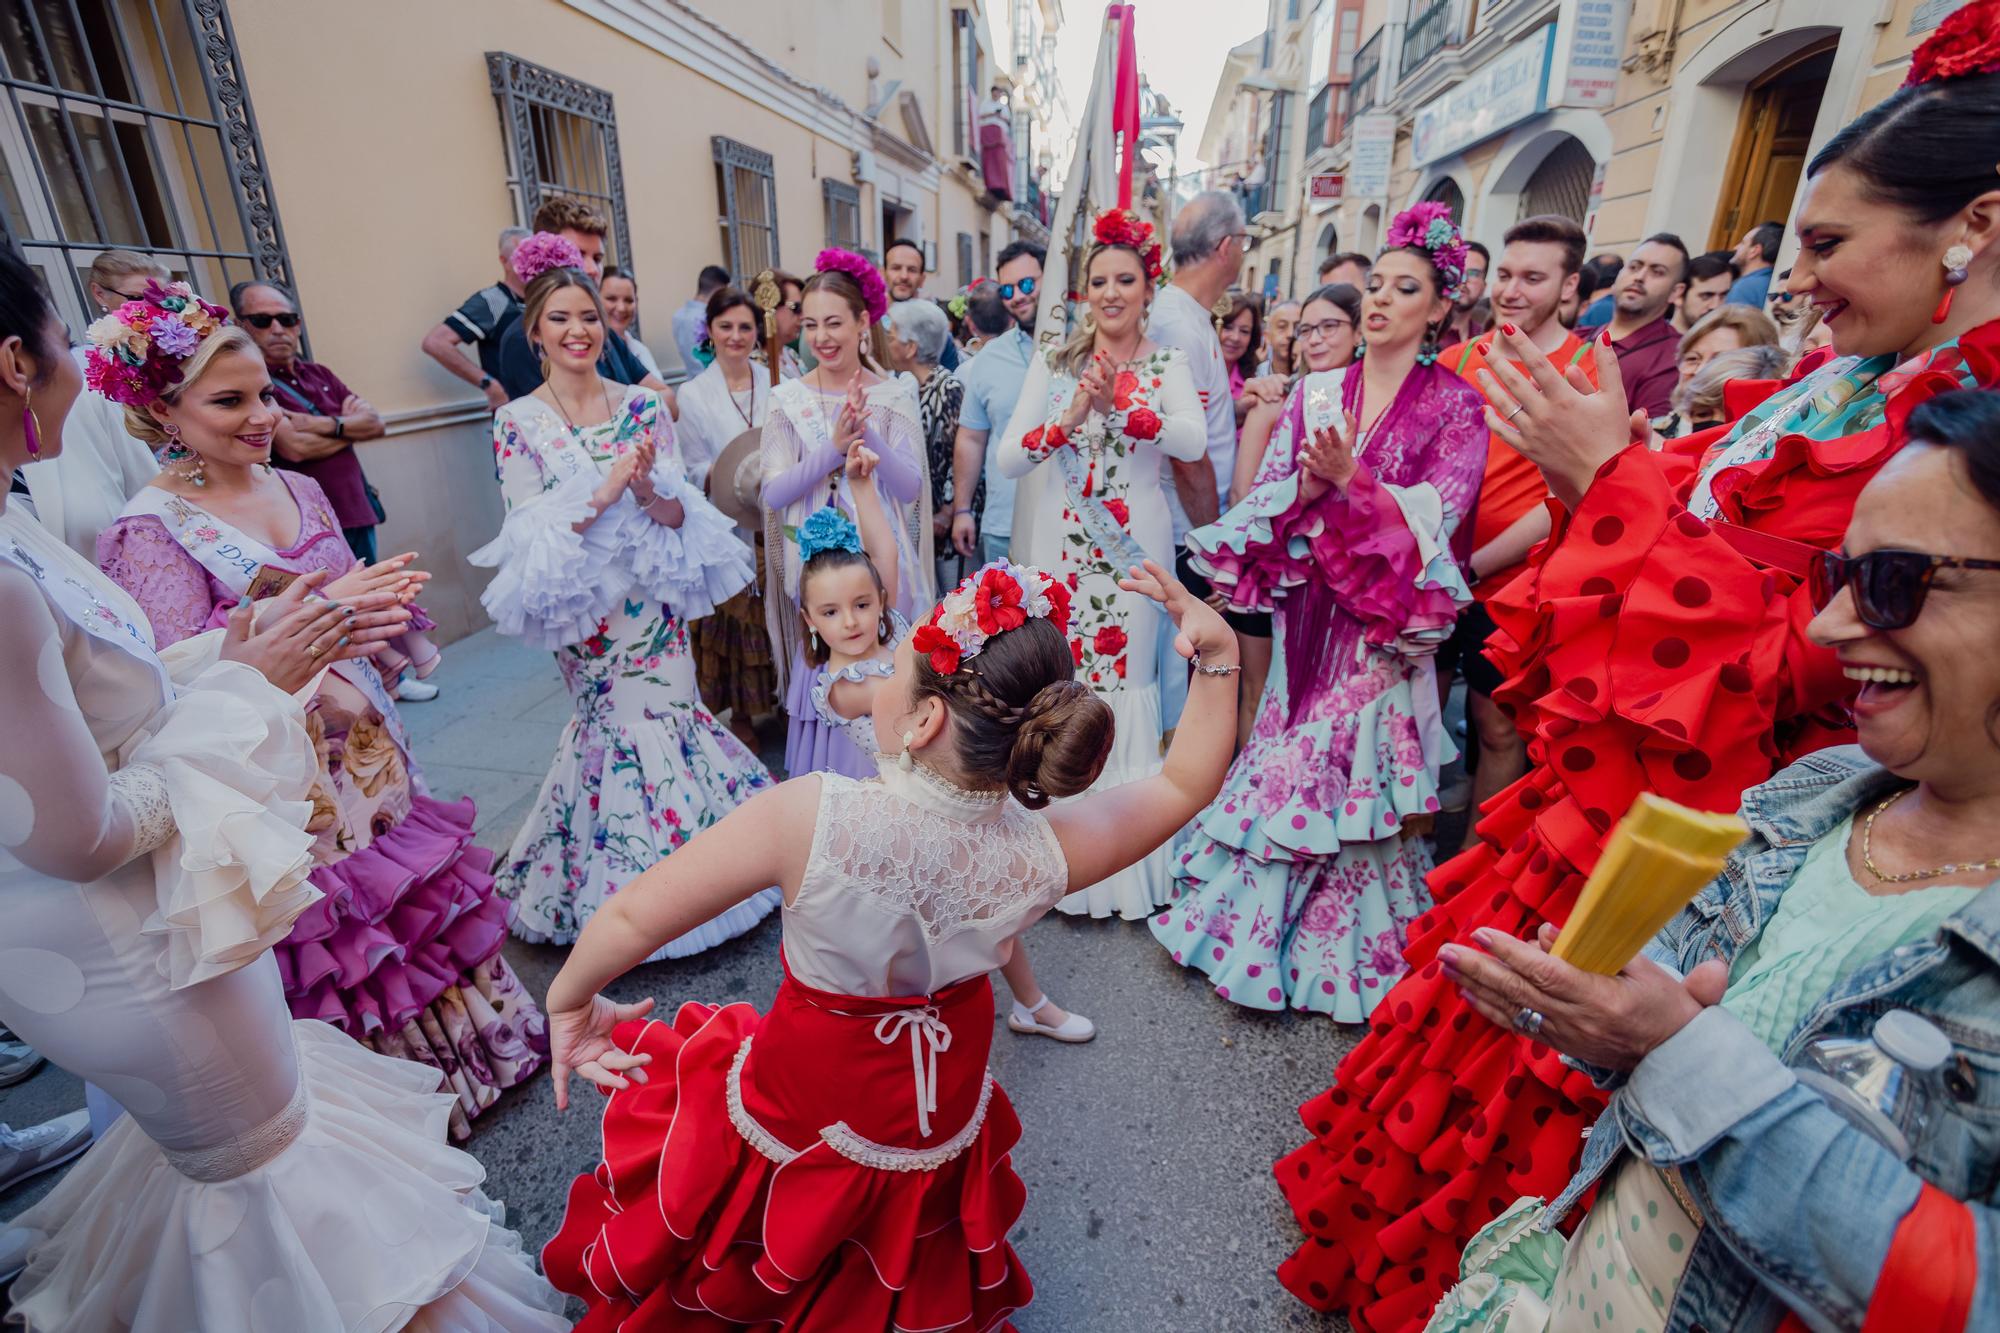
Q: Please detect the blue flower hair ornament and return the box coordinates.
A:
[797,505,863,563]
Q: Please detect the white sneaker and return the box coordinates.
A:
[0,1039,43,1087]
[395,678,440,702]
[0,1112,92,1194]
[1007,998,1096,1043]
[0,1224,32,1283]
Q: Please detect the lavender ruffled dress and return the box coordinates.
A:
[1151,365,1487,1020]
[100,471,546,1136]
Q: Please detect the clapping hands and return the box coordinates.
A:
[1296,412,1359,500]
[833,378,869,453]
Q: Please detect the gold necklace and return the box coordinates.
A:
[1861,787,2000,884]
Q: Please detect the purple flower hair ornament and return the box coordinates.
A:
[1386,201,1470,302]
[813,247,891,323]
[512,231,588,286]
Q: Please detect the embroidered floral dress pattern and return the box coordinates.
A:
[488,389,778,960]
[1152,367,1487,1021]
[1019,352,1174,692]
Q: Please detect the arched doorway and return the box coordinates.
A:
[1359,203,1382,254]
[1708,41,1837,250]
[1423,176,1465,223]
[1317,221,1337,259]
[1521,136,1595,223]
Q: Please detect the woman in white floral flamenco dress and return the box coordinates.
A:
[0,245,565,1330]
[998,209,1207,919]
[539,557,1241,1330]
[471,235,775,960]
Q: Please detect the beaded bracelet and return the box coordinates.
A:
[1191,652,1240,677]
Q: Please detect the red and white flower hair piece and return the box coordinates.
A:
[911,561,1073,676]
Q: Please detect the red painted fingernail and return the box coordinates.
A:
[1501,322,1517,336]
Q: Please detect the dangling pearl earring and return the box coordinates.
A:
[898,730,915,773]
[1933,243,1973,325]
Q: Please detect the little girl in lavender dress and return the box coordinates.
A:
[800,449,1097,1043]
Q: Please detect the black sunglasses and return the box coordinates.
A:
[997,276,1037,300]
[1809,548,2000,630]
[241,311,300,330]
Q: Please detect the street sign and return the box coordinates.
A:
[1349,113,1395,198]
[1309,173,1344,201]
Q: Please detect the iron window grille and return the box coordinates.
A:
[822,177,861,251]
[0,0,297,333]
[487,52,630,276]
[712,135,777,279]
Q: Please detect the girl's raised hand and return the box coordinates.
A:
[846,443,880,479]
[1118,559,1233,666]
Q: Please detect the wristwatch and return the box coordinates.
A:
[330,416,346,440]
[479,374,494,390]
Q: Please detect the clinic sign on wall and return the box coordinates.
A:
[1411,23,1556,167]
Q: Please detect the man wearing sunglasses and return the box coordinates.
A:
[232,280,387,565]
[1435,214,1596,839]
[951,242,1045,566]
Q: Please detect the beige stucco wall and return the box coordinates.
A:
[226,0,1008,640]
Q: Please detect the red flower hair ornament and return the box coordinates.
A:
[1092,208,1165,284]
[912,560,1072,675]
[1905,0,2000,87]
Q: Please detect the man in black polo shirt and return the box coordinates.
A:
[491,196,672,403]
[420,225,528,410]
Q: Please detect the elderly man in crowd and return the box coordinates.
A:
[1150,190,1248,538]
[419,225,528,410]
[233,280,386,563]
[884,298,966,594]
[882,239,959,371]
[492,195,671,403]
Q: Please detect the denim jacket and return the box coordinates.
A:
[1542,746,2000,1333]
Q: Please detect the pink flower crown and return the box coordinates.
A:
[83,280,232,409]
[512,231,588,286]
[814,247,890,323]
[1385,201,1471,302]
[911,560,1072,676]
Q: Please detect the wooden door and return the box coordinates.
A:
[1709,44,1836,251]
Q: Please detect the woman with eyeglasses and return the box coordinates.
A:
[1428,387,2000,1333]
[1276,15,2000,1327]
[1153,206,1487,1018]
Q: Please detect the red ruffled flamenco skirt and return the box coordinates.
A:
[544,956,1033,1331]
[1270,447,1821,1333]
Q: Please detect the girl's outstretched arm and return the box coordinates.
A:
[1043,561,1237,891]
[545,775,821,1108]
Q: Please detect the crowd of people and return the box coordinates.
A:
[0,4,1997,1330]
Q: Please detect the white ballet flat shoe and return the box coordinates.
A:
[1007,998,1096,1043]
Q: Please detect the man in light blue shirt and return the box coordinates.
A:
[1725,220,1782,310]
[950,242,1045,567]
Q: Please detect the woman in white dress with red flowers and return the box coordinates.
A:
[997,211,1206,919]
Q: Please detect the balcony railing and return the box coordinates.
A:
[1349,29,1382,120]
[1401,0,1462,79]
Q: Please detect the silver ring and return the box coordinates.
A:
[1504,402,1527,423]
[1512,1006,1545,1038]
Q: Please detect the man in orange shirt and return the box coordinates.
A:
[1438,214,1595,846]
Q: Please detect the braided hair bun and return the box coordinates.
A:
[911,617,1114,809]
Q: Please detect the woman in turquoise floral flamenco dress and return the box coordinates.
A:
[472,234,777,959]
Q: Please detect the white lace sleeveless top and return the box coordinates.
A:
[784,764,1070,997]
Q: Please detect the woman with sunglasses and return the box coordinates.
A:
[1275,13,2000,1328]
[1427,387,2000,1333]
